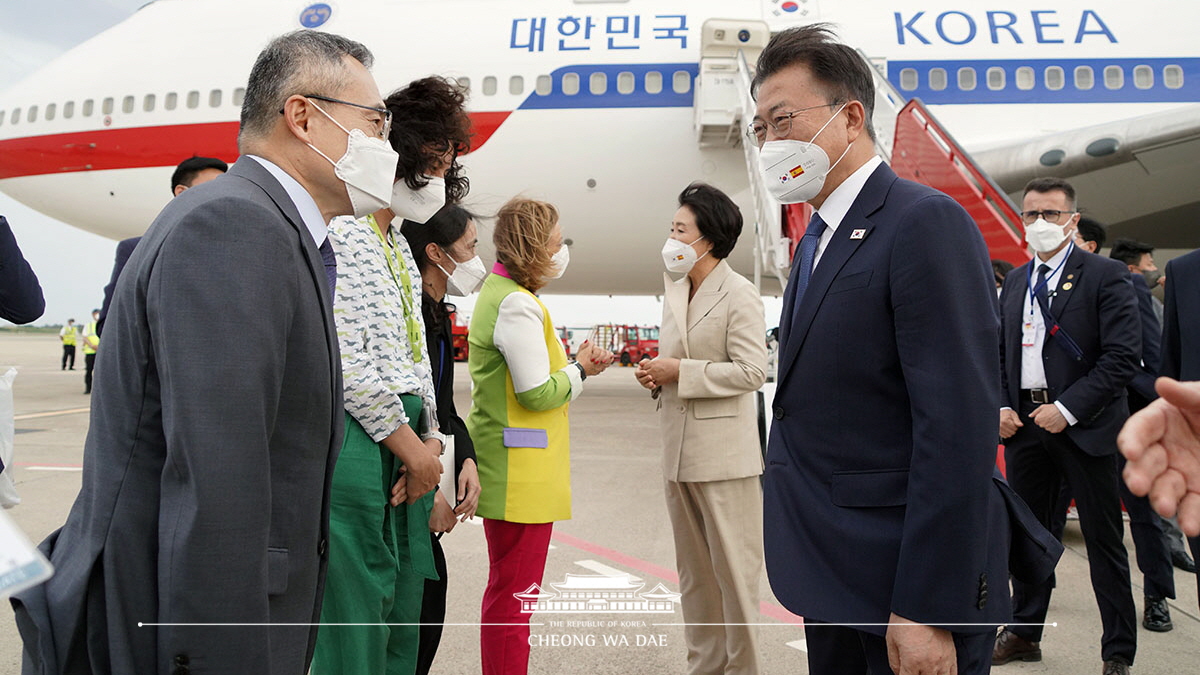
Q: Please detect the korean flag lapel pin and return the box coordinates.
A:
[850,228,867,240]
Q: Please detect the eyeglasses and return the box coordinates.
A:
[304,94,392,141]
[747,102,840,147]
[1020,209,1076,224]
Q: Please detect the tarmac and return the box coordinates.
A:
[2,331,1199,674]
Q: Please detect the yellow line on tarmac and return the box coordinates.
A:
[14,407,90,421]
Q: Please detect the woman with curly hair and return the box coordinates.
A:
[467,197,615,675]
[311,76,472,675]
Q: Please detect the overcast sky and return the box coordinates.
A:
[0,1,781,332]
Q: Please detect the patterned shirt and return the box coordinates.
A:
[328,214,436,442]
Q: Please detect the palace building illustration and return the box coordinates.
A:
[514,573,681,613]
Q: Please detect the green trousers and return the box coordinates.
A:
[312,396,438,675]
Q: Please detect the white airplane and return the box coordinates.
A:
[0,0,1197,294]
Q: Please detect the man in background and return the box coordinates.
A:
[59,319,77,370]
[80,309,99,394]
[96,156,228,335]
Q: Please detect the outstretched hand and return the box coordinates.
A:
[1119,377,1200,536]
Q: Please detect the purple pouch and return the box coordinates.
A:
[503,427,549,449]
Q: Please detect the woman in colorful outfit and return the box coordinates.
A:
[312,76,471,675]
[468,198,614,675]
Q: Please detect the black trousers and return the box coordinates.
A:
[61,345,75,369]
[1049,455,1175,599]
[805,621,995,675]
[83,353,96,392]
[414,531,448,675]
[1190,537,1200,612]
[1005,400,1137,665]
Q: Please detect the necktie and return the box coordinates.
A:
[319,236,337,301]
[1035,263,1051,310]
[791,214,827,309]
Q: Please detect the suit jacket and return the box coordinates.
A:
[421,293,477,477]
[96,236,140,337]
[11,157,344,675]
[0,215,45,324]
[763,162,1007,634]
[999,246,1141,453]
[657,260,767,483]
[1161,248,1200,381]
[1127,272,1161,403]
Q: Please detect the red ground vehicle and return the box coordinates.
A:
[590,324,660,366]
[450,310,470,361]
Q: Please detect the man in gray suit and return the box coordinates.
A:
[11,30,397,674]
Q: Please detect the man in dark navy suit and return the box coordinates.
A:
[996,178,1140,674]
[756,25,1010,675]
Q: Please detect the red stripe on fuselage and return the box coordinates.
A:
[0,111,511,180]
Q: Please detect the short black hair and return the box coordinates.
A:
[678,182,742,260]
[991,259,1014,285]
[1023,177,1076,207]
[1109,238,1155,267]
[1076,216,1106,249]
[400,204,477,274]
[170,156,228,194]
[385,77,472,205]
[752,23,876,141]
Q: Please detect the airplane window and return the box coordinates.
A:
[122,96,134,114]
[957,67,977,91]
[83,100,94,116]
[0,110,5,126]
[509,76,523,95]
[482,76,497,96]
[617,71,635,94]
[535,75,552,95]
[562,72,580,95]
[1104,66,1124,90]
[209,89,222,107]
[1044,67,1065,91]
[1164,65,1184,89]
[144,94,155,112]
[987,68,1005,90]
[233,88,245,106]
[9,108,18,125]
[928,68,947,91]
[63,101,74,119]
[645,71,663,95]
[1016,67,1035,91]
[672,71,691,94]
[28,106,38,123]
[102,97,114,114]
[1133,66,1153,89]
[1074,66,1094,90]
[187,91,200,109]
[898,68,918,91]
[165,92,177,110]
[590,72,608,95]
[456,77,470,92]
[45,103,56,121]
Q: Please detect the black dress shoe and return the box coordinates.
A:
[1143,595,1173,632]
[993,628,1041,664]
[1102,660,1131,675]
[1171,548,1197,573]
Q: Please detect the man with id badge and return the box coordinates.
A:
[995,177,1141,675]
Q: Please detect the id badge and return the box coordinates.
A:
[1022,321,1036,348]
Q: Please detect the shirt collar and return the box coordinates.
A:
[814,155,883,234]
[247,155,327,245]
[1035,240,1074,272]
[492,262,512,279]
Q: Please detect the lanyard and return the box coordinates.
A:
[1026,242,1073,319]
[368,214,423,363]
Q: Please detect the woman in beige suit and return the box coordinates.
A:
[636,182,768,675]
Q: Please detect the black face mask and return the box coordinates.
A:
[1142,269,1163,289]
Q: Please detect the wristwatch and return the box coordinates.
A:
[572,361,587,381]
[421,429,447,454]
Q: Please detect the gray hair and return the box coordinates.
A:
[238,30,374,147]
